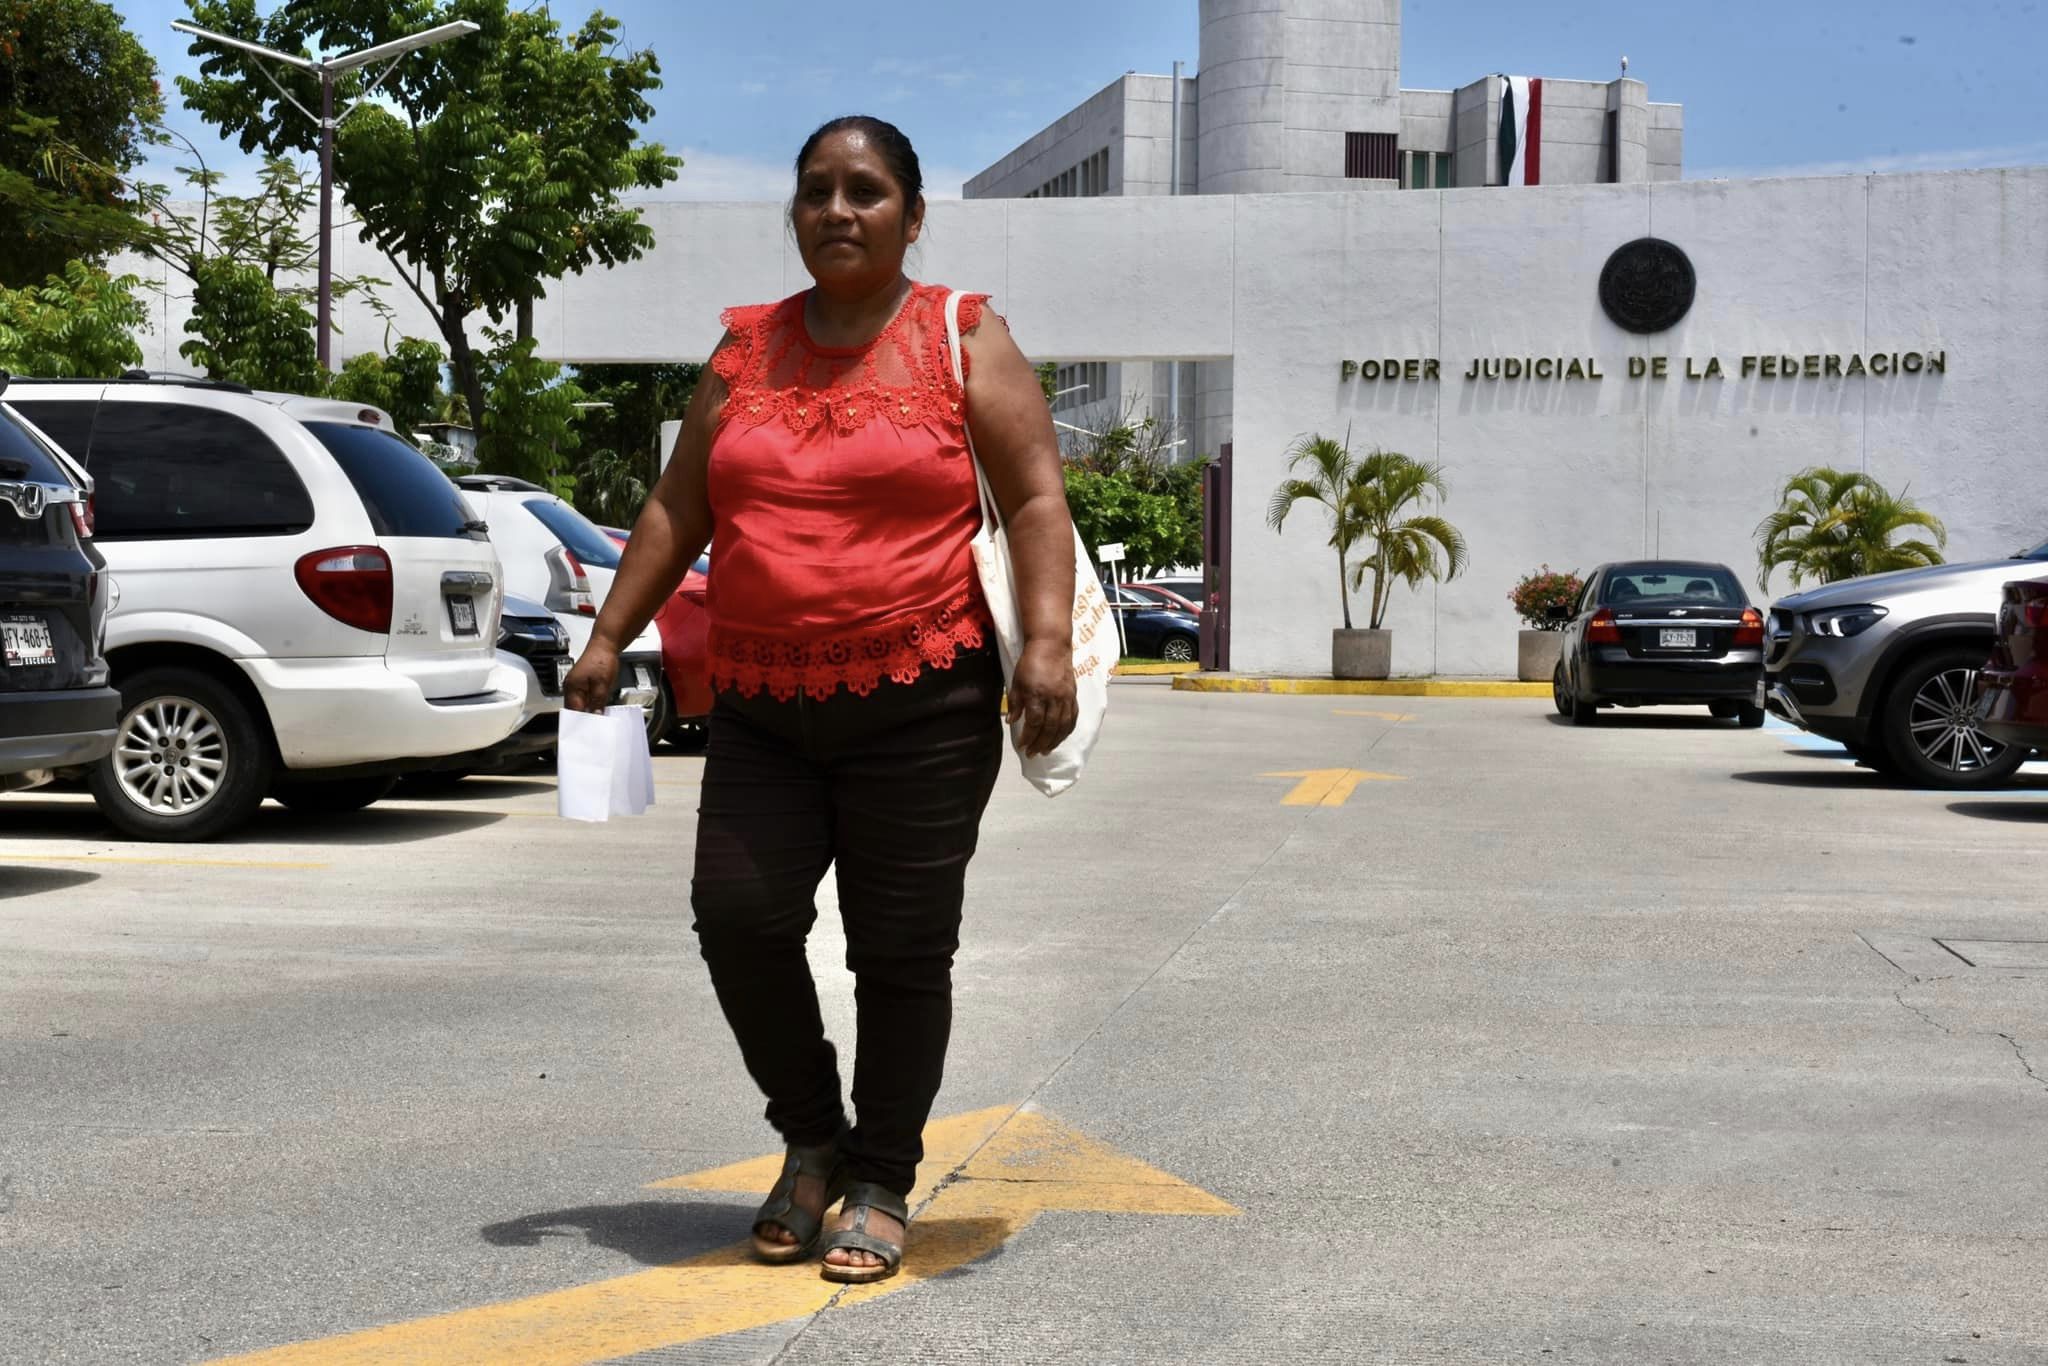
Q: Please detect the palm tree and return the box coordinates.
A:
[1754,466,1947,591]
[1266,432,1364,628]
[1346,450,1468,629]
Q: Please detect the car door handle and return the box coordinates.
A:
[442,571,494,593]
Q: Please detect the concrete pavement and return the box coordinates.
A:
[1,688,2044,1363]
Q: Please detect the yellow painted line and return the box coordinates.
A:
[1332,708,1418,721]
[1261,768,1407,807]
[1112,662,1200,676]
[210,1105,1232,1365]
[2,853,329,870]
[1175,675,1548,698]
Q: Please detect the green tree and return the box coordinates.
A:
[0,259,146,377]
[1062,465,1185,577]
[573,446,647,529]
[1754,466,1947,591]
[177,258,320,392]
[328,336,447,431]
[0,0,163,286]
[177,0,680,441]
[1345,449,1467,630]
[1266,432,1366,629]
[476,332,584,491]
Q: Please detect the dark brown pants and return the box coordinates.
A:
[690,646,1005,1196]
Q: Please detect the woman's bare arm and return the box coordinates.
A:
[563,352,726,712]
[961,311,1079,755]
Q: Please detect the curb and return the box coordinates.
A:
[1171,675,1550,698]
[1113,662,1201,677]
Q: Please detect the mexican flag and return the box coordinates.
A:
[1496,75,1543,185]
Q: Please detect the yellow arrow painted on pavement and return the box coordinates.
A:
[1261,768,1408,807]
[1332,708,1418,722]
[208,1105,1234,1365]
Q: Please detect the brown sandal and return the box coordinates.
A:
[818,1181,909,1284]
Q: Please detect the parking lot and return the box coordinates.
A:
[4,683,2045,1364]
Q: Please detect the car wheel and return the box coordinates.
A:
[89,667,273,843]
[644,677,674,749]
[1160,634,1198,664]
[1551,662,1571,716]
[1879,647,2029,789]
[272,776,398,813]
[1570,688,1599,726]
[1735,702,1767,728]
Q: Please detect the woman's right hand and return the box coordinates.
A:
[562,643,620,714]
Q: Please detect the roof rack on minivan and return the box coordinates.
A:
[2,372,256,394]
[455,474,547,493]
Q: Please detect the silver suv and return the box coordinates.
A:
[1762,536,2048,788]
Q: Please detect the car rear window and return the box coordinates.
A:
[522,498,622,569]
[0,405,73,485]
[307,422,484,540]
[84,402,314,540]
[1602,566,1744,608]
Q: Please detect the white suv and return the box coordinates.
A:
[454,476,667,737]
[9,377,525,840]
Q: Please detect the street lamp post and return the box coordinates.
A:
[170,18,479,371]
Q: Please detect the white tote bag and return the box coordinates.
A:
[556,704,656,822]
[944,289,1112,797]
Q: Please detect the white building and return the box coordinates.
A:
[966,0,1683,461]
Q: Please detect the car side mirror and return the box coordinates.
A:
[1545,603,1573,622]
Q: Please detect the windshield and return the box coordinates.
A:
[522,498,623,570]
[1601,565,1745,609]
[2018,537,2048,560]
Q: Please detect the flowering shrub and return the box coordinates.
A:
[1509,565,1583,631]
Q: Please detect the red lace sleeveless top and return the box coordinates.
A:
[705,281,994,701]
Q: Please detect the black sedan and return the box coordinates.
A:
[0,389,119,791]
[1550,560,1766,726]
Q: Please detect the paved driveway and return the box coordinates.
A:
[2,688,2044,1363]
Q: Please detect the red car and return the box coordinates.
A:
[1975,576,2048,752]
[1121,582,1202,614]
[606,527,713,742]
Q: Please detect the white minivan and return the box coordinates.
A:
[8,377,526,841]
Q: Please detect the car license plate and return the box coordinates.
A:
[447,595,478,636]
[2,614,54,667]
[1658,628,1697,649]
[554,657,574,693]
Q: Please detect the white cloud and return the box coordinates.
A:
[1691,140,2048,181]
[739,80,769,96]
[653,148,973,202]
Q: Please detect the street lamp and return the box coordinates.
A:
[170,18,479,371]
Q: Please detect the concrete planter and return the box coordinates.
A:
[1333,628,1392,680]
[1517,629,1563,682]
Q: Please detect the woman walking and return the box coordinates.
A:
[563,115,1079,1283]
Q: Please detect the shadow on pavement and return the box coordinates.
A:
[391,777,557,803]
[0,865,99,899]
[1948,800,2048,823]
[1543,713,1739,730]
[251,807,507,845]
[482,1199,757,1266]
[1782,746,1854,760]
[1729,768,1909,790]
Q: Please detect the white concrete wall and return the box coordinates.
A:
[123,169,2048,678]
[1649,102,1684,181]
[1400,89,1456,156]
[964,77,1127,200]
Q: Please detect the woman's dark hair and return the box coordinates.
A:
[795,115,924,204]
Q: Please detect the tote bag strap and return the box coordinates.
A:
[943,289,1003,533]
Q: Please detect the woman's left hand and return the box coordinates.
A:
[1009,637,1078,756]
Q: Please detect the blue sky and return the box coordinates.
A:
[125,0,2048,198]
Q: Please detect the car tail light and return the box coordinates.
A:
[294,546,394,634]
[69,496,92,540]
[1734,607,1765,646]
[545,545,595,616]
[1586,608,1621,644]
[679,571,708,606]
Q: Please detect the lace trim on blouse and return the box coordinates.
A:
[708,593,991,702]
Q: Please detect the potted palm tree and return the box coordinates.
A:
[1754,466,1947,589]
[1345,449,1467,676]
[1268,436,1468,679]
